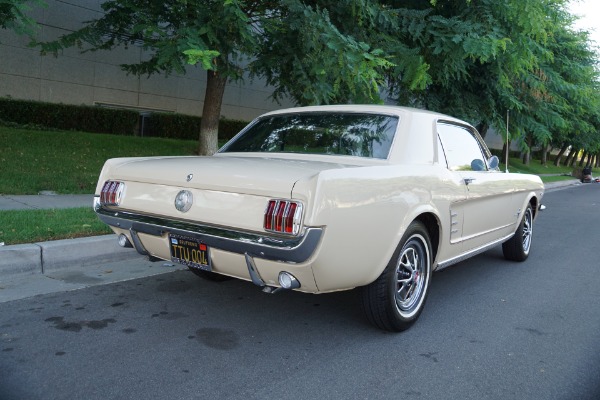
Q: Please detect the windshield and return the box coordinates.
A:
[221,112,399,159]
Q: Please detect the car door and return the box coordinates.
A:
[437,122,516,251]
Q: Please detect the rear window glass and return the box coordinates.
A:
[220,112,398,159]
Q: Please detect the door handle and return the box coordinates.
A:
[463,178,476,185]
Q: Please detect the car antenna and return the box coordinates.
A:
[505,110,510,173]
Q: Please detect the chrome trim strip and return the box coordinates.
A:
[95,204,322,264]
[436,233,514,270]
[270,200,279,231]
[458,222,514,242]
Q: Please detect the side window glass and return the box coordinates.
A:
[437,123,486,171]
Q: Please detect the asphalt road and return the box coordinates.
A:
[1,185,599,400]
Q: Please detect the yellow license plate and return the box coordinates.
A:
[169,234,211,271]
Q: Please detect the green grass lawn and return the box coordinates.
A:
[499,157,579,184]
[0,126,198,195]
[0,207,112,245]
[0,125,198,244]
[500,157,575,176]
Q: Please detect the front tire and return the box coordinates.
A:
[502,204,533,261]
[360,221,432,332]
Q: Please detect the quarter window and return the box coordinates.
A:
[437,123,486,171]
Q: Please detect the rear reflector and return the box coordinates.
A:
[100,180,126,206]
[264,200,303,235]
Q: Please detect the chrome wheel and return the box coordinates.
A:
[395,234,429,317]
[503,203,534,262]
[361,221,433,331]
[522,207,533,255]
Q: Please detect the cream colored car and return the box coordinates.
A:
[94,105,544,331]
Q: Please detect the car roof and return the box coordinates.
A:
[260,104,467,125]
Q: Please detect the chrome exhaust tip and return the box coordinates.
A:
[117,234,133,248]
[278,271,300,290]
[263,272,302,294]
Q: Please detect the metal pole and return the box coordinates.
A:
[505,110,509,173]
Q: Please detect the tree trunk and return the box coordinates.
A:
[563,148,572,167]
[199,70,228,156]
[521,135,532,165]
[579,151,588,167]
[565,147,577,167]
[570,152,579,167]
[585,152,593,166]
[553,143,569,167]
[541,144,548,165]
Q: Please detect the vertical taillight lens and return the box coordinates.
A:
[264,201,277,231]
[100,180,125,206]
[284,203,298,234]
[264,200,303,235]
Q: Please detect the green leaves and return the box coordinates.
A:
[0,0,45,39]
[183,49,220,69]
[29,0,600,159]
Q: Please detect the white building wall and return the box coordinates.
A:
[0,0,294,121]
[0,1,514,150]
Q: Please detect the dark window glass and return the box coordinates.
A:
[221,112,399,159]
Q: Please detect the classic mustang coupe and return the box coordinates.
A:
[94,105,544,331]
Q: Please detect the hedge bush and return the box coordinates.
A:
[218,118,250,141]
[0,97,250,140]
[0,97,138,135]
[144,112,200,140]
[145,113,248,141]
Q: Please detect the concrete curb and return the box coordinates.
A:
[0,244,41,276]
[0,235,142,279]
[543,179,583,190]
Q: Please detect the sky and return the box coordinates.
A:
[568,0,600,52]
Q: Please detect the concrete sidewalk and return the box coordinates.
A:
[0,193,94,210]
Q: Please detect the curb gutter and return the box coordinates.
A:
[0,235,142,279]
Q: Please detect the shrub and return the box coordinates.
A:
[218,118,249,141]
[0,97,250,140]
[0,97,138,135]
[143,113,200,140]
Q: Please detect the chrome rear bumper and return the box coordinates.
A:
[94,199,322,264]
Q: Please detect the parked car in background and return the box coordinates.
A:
[581,166,593,183]
[94,105,544,331]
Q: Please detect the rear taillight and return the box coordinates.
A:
[264,200,303,235]
[100,180,126,206]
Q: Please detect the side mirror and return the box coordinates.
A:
[487,155,499,170]
[470,159,485,171]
